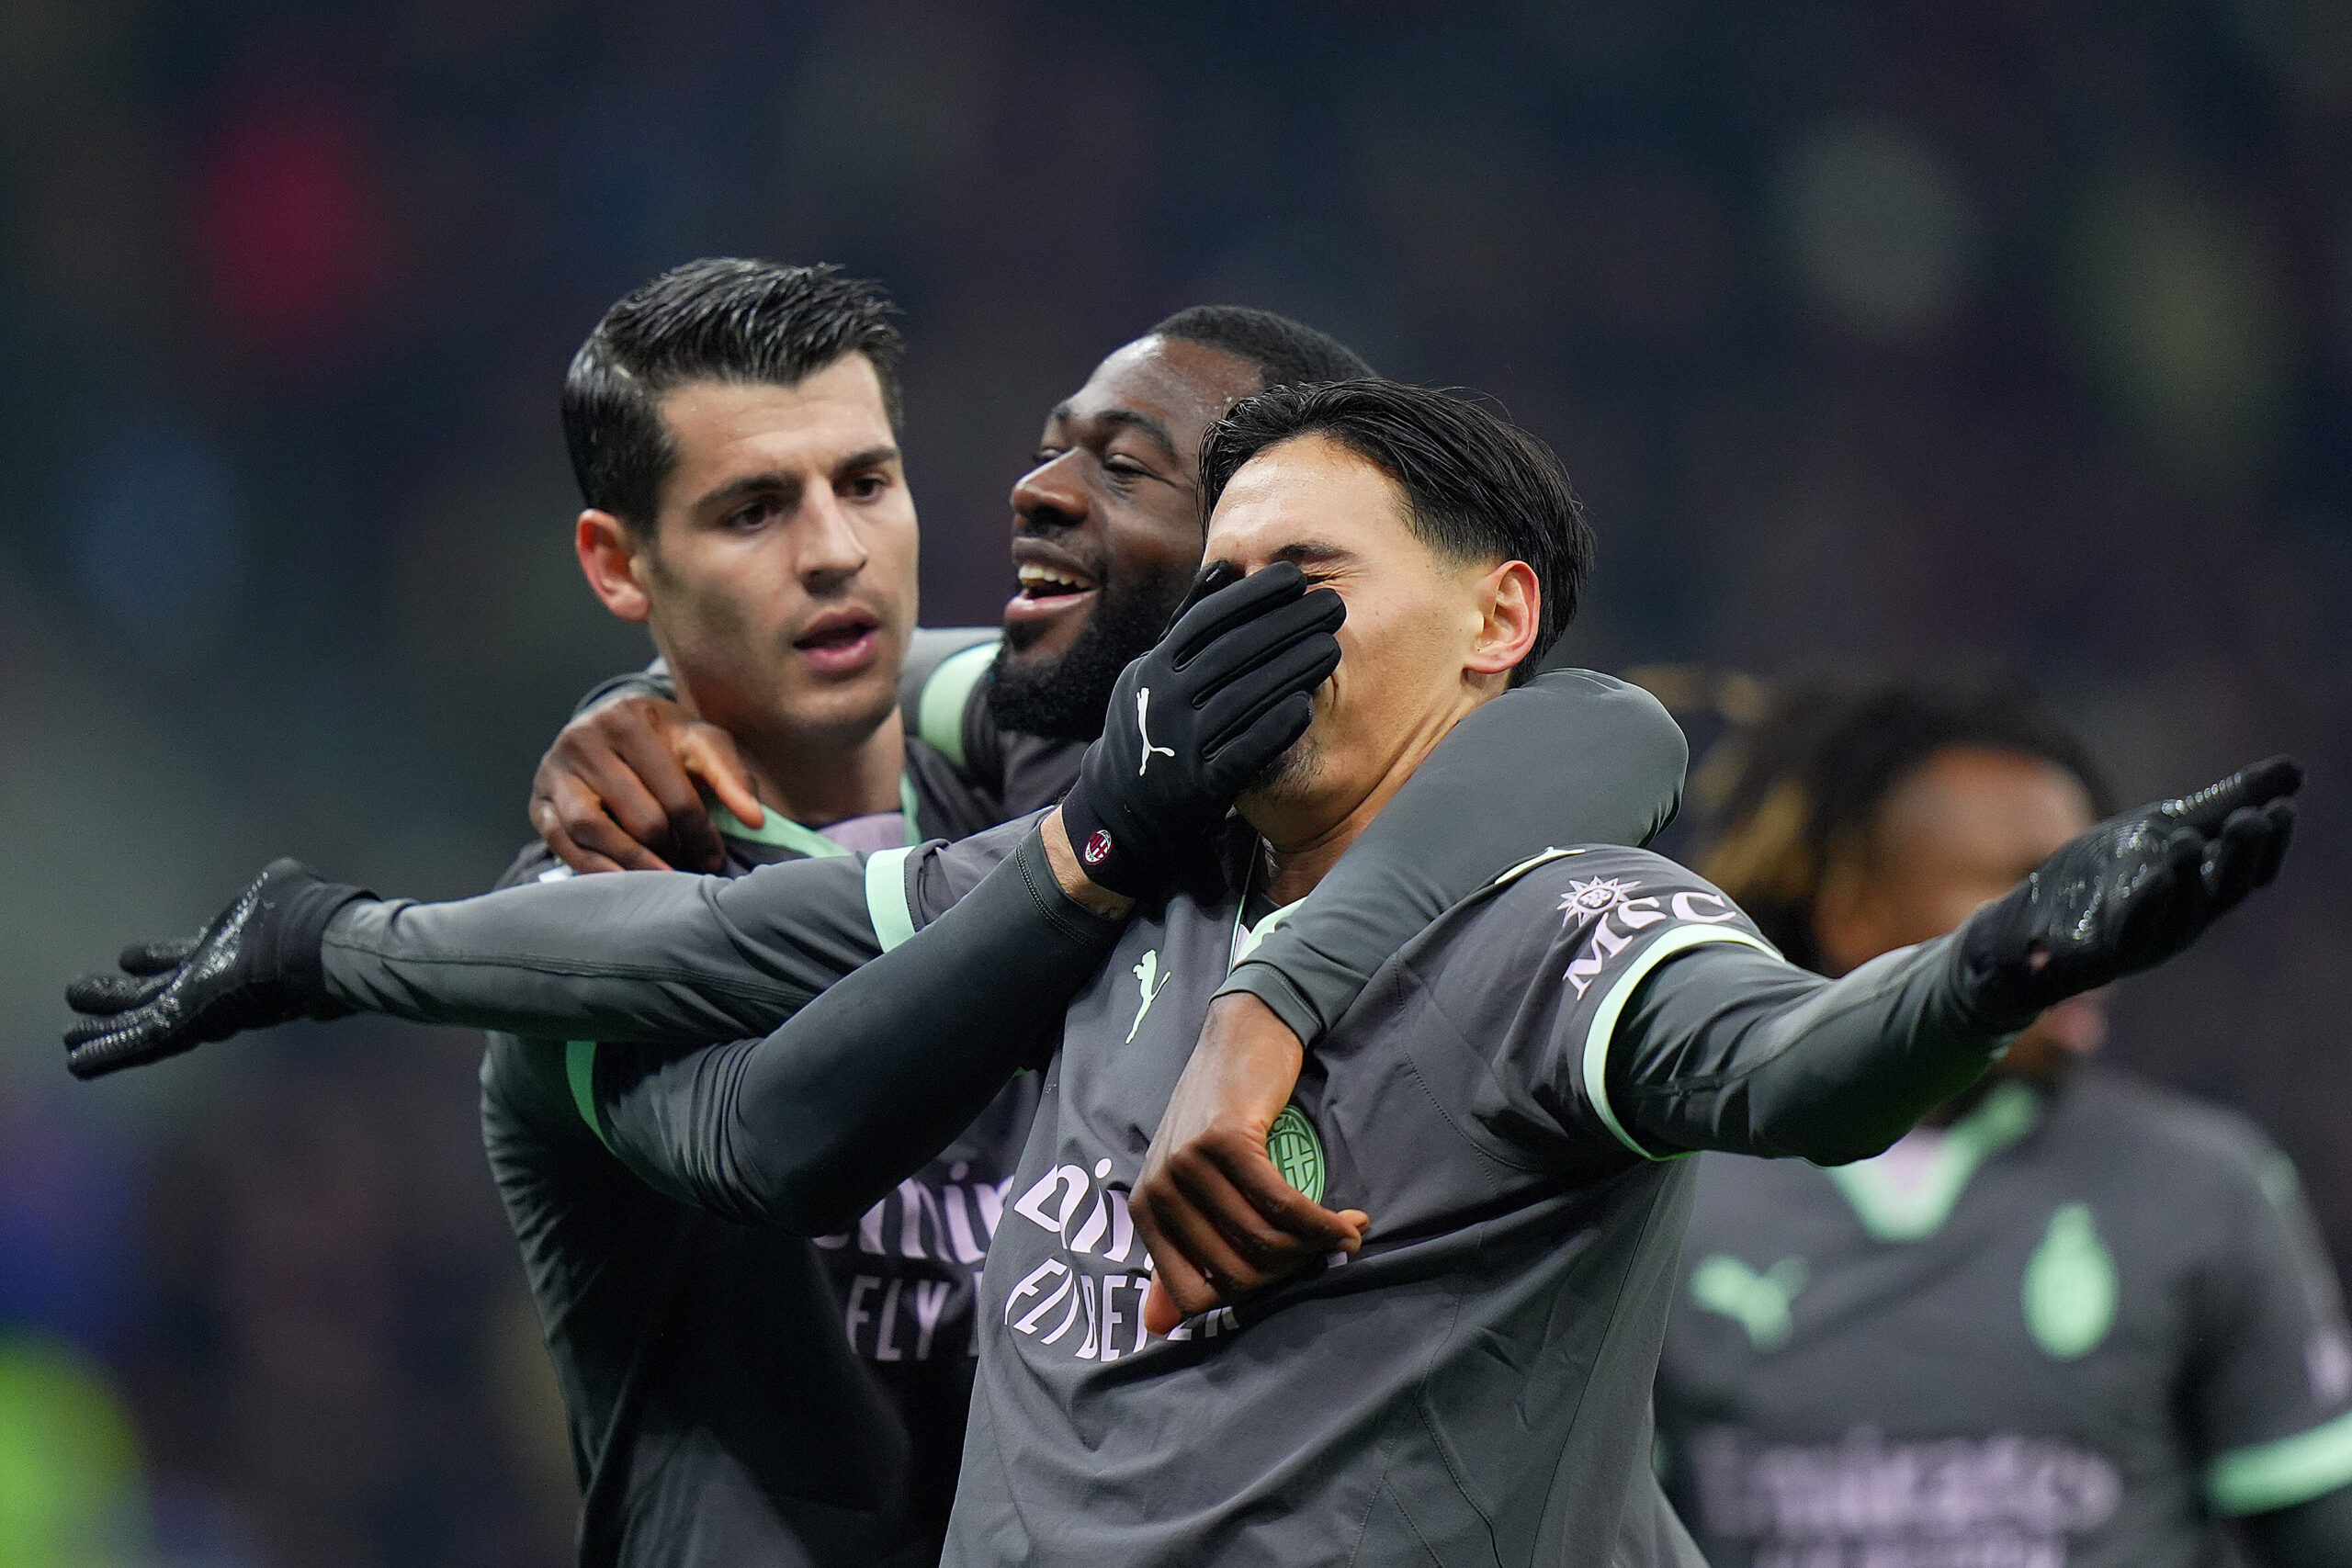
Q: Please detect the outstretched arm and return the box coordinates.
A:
[1140,755,2299,1323]
[1607,758,2298,1162]
[67,562,1344,1078]
[583,818,1128,1234]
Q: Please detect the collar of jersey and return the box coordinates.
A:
[707,774,924,859]
[1826,1077,2043,1242]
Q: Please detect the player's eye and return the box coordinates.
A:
[842,471,889,502]
[727,497,781,530]
[1029,446,1065,468]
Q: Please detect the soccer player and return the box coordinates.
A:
[526,302,1396,877]
[1651,677,2352,1567]
[71,275,1690,1568]
[68,381,2294,1564]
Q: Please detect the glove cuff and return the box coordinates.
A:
[262,865,374,1020]
[1953,894,2047,1035]
[1055,778,1155,899]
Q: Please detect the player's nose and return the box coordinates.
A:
[1012,451,1091,536]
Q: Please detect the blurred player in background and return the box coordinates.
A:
[1652,675,2352,1567]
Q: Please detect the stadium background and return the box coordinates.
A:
[0,1,2346,1562]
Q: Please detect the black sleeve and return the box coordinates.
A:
[1219,669,1687,1044]
[587,825,1122,1234]
[1608,935,2005,1164]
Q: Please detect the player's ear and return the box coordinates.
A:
[1465,559,1540,680]
[577,510,653,623]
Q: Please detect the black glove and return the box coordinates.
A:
[1959,756,2300,1027]
[1058,560,1344,897]
[64,858,373,1079]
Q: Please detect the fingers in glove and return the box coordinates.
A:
[1161,561,1306,670]
[1197,635,1341,761]
[65,971,171,1016]
[2166,755,2304,833]
[2201,804,2295,911]
[2201,804,2290,916]
[2248,798,2296,888]
[65,1016,179,1079]
[2115,829,2211,973]
[1204,692,1317,793]
[119,937,198,976]
[1164,558,1243,636]
[1173,586,1347,697]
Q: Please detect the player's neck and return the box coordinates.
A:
[731,706,908,828]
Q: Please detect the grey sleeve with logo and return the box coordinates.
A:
[583,824,1123,1235]
[1221,670,1688,1046]
[1490,850,2013,1167]
[2187,1140,2352,1531]
[319,815,1045,1043]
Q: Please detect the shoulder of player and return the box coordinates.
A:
[898,626,1001,770]
[1474,845,1737,932]
[2055,1066,2293,1195]
[1531,668,1689,770]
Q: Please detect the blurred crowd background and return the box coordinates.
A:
[2,0,2347,1562]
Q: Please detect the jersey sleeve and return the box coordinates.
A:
[1453,847,1782,1158]
[320,821,1035,1044]
[1453,849,2016,1165]
[1220,669,1687,1046]
[2192,1142,2352,1518]
[583,821,1119,1235]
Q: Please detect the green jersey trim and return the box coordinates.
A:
[865,847,917,953]
[711,803,852,858]
[1583,924,1775,1160]
[1825,1077,2041,1241]
[565,1041,616,1154]
[919,641,998,770]
[710,775,926,857]
[2208,1406,2352,1516]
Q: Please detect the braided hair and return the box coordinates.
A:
[1695,674,2113,976]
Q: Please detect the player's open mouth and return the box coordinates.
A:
[794,614,882,675]
[1005,550,1101,631]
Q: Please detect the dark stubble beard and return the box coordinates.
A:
[985,568,1190,741]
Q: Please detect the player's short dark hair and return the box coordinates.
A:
[1698,674,2117,973]
[1197,379,1591,683]
[1148,305,1375,391]
[562,258,904,535]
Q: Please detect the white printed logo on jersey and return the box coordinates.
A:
[1559,875,1740,998]
[1136,687,1177,776]
[815,1159,1015,1362]
[1691,1427,2121,1563]
[1127,950,1171,1043]
[1005,1157,1157,1360]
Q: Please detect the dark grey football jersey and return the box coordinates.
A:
[931,841,1790,1568]
[480,660,1060,1568]
[1655,1068,2352,1568]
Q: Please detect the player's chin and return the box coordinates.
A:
[1238,732,1322,807]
